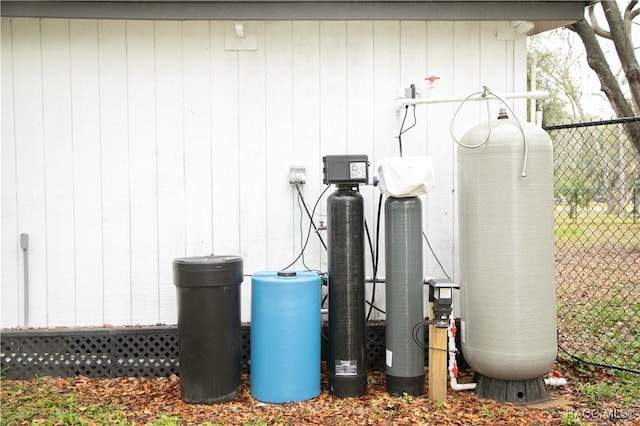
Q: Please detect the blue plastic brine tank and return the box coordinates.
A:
[250,271,322,403]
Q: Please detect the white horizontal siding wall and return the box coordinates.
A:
[1,17,526,328]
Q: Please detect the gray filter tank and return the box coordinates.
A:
[384,196,424,396]
[457,116,557,397]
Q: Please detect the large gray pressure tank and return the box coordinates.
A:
[385,196,424,396]
[458,117,557,381]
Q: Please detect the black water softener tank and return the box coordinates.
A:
[173,255,243,404]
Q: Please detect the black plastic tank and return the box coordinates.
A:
[327,185,367,398]
[173,255,243,404]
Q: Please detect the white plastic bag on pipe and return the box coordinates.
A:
[378,156,435,197]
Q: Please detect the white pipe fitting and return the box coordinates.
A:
[447,316,477,391]
[450,377,477,391]
[396,90,549,110]
[544,377,568,387]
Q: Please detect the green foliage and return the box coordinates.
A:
[551,121,639,220]
[393,391,415,404]
[561,411,587,426]
[150,413,181,426]
[0,377,129,426]
[555,175,595,220]
[243,419,269,426]
[577,382,612,405]
[575,374,640,408]
[433,400,447,412]
[478,404,492,418]
[527,28,589,125]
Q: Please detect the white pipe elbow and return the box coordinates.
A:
[544,377,567,387]
[450,376,477,391]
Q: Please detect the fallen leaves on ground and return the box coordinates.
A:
[5,366,638,426]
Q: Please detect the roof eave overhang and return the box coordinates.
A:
[1,1,586,29]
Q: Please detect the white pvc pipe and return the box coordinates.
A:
[450,376,477,391]
[530,57,538,124]
[544,377,568,387]
[364,276,436,284]
[447,316,477,391]
[20,233,29,328]
[396,90,549,110]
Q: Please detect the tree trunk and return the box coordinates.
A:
[568,19,640,156]
[633,180,640,216]
[601,1,640,113]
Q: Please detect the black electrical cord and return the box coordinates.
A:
[558,342,640,375]
[395,104,418,157]
[296,191,313,271]
[422,231,452,280]
[363,209,375,273]
[295,183,328,251]
[280,184,331,272]
[292,185,386,317]
[281,211,314,272]
[357,187,386,319]
[366,194,384,321]
[290,185,330,307]
[412,321,426,351]
[412,321,429,351]
[366,301,386,315]
[412,320,455,353]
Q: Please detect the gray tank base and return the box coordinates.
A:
[475,374,549,405]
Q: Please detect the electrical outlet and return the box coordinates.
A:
[397,84,423,99]
[289,166,306,184]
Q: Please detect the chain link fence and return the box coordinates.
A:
[545,117,640,373]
